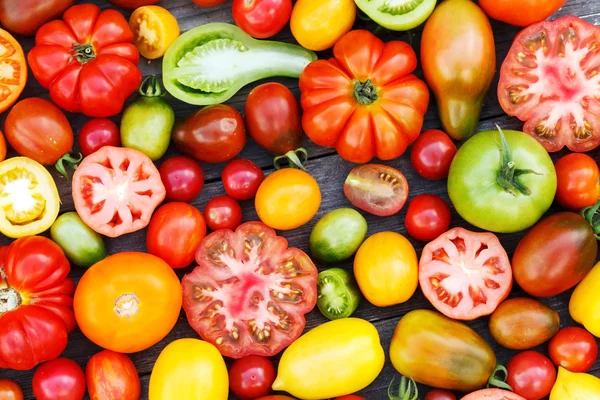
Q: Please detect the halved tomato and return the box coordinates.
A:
[72,146,166,238]
[0,28,26,114]
[461,389,526,400]
[419,227,512,320]
[343,164,409,217]
[181,222,318,358]
[498,16,600,152]
[129,6,180,60]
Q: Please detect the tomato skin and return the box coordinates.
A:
[570,262,600,337]
[204,195,243,231]
[159,156,204,202]
[411,130,457,180]
[0,131,6,162]
[32,358,86,400]
[550,367,600,399]
[109,0,160,8]
[0,379,23,400]
[462,389,526,400]
[555,153,600,211]
[51,211,107,268]
[257,397,296,400]
[86,350,140,400]
[78,118,121,157]
[0,0,74,36]
[229,355,276,400]
[222,159,264,200]
[404,194,451,242]
[232,0,292,39]
[549,327,598,373]
[291,0,355,51]
[507,351,556,400]
[191,0,228,6]
[479,0,567,27]
[310,208,367,263]
[425,389,456,400]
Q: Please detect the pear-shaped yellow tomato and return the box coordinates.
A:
[272,318,384,399]
[354,232,418,307]
[569,262,600,337]
[550,367,600,400]
[149,339,228,400]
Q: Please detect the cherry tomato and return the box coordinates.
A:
[222,159,265,200]
[78,118,121,156]
[405,194,452,242]
[0,380,23,400]
[229,355,276,399]
[506,351,557,400]
[424,389,456,400]
[108,0,160,9]
[555,153,600,211]
[32,358,86,400]
[411,129,457,180]
[232,0,292,39]
[204,195,243,231]
[549,327,598,373]
[86,350,140,400]
[191,0,228,6]
[159,156,204,202]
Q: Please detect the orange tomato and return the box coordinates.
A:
[86,350,140,400]
[0,131,6,162]
[0,28,26,113]
[74,252,182,353]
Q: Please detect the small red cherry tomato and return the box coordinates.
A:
[507,351,556,400]
[411,129,457,180]
[424,389,457,400]
[78,118,121,156]
[229,355,276,400]
[548,326,598,373]
[32,358,86,400]
[555,153,600,211]
[204,195,243,231]
[232,0,292,39]
[405,194,452,242]
[159,156,204,202]
[222,159,265,200]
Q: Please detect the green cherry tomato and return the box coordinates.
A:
[309,208,368,263]
[50,211,107,268]
[317,267,361,320]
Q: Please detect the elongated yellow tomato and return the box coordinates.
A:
[550,367,600,399]
[354,232,418,307]
[149,339,228,400]
[130,6,180,59]
[569,262,600,337]
[290,0,356,51]
[272,318,384,399]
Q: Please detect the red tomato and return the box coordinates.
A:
[147,202,207,269]
[32,358,86,400]
[419,227,512,320]
[229,355,276,399]
[181,222,318,358]
[410,129,457,180]
[204,195,243,231]
[344,164,409,217]
[498,16,600,152]
[507,351,556,400]
[0,0,75,36]
[424,389,456,400]
[555,153,600,211]
[0,379,23,400]
[78,118,121,157]
[72,146,166,238]
[222,159,265,200]
[256,397,296,400]
[159,156,204,203]
[108,0,160,9]
[86,350,140,400]
[191,0,228,6]
[28,4,141,117]
[549,327,598,373]
[461,389,526,400]
[405,194,452,242]
[232,0,292,39]
[479,0,567,27]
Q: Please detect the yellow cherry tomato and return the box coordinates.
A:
[550,367,600,400]
[149,338,229,400]
[130,6,180,59]
[569,262,600,337]
[290,0,356,51]
[354,231,418,307]
[272,318,384,399]
[255,168,321,230]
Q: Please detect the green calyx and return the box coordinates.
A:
[274,148,309,171]
[388,375,418,400]
[495,125,541,196]
[487,365,513,391]
[581,198,600,240]
[139,75,166,98]
[55,152,83,182]
[379,0,425,15]
[71,43,96,64]
[353,79,378,105]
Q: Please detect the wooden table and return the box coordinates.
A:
[2,1,600,399]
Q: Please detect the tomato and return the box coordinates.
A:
[411,130,457,180]
[257,397,296,400]
[507,351,556,400]
[0,379,23,400]
[555,153,600,210]
[109,0,160,9]
[78,118,121,157]
[309,208,367,263]
[147,203,207,269]
[51,211,107,268]
[317,268,361,320]
[222,159,264,201]
[173,104,246,163]
[229,355,276,400]
[149,338,229,400]
[0,0,74,36]
[130,6,180,60]
[290,0,355,51]
[191,0,228,6]
[300,31,429,163]
[72,146,166,238]
[549,327,598,373]
[159,156,204,202]
[0,29,26,113]
[273,318,384,399]
[5,98,73,166]
[32,358,86,400]
[404,194,452,242]
[204,195,243,231]
[344,164,409,217]
[86,350,140,400]
[550,367,600,400]
[0,131,6,162]
[28,4,142,117]
[480,0,567,27]
[182,222,318,358]
[570,261,600,337]
[354,232,418,307]
[232,0,292,39]
[461,389,526,400]
[255,169,321,230]
[425,389,456,400]
[74,252,182,353]
[448,128,557,233]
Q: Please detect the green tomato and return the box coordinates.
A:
[354,0,437,31]
[50,212,107,268]
[317,268,361,320]
[120,75,175,161]
[448,127,557,233]
[309,208,368,263]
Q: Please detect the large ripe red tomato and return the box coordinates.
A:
[0,237,75,371]
[32,358,86,400]
[222,159,265,200]
[498,16,600,152]
[405,194,452,242]
[72,146,166,238]
[28,4,142,117]
[204,195,244,231]
[78,118,121,157]
[549,327,598,373]
[0,379,23,400]
[506,351,557,400]
[0,0,75,36]
[182,222,318,358]
[479,0,567,27]
[555,153,600,211]
[410,129,457,180]
[108,0,160,9]
[232,0,292,39]
[159,156,204,203]
[86,350,141,400]
[424,389,456,400]
[147,202,207,269]
[229,355,276,399]
[419,227,512,320]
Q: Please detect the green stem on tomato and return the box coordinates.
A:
[388,375,418,400]
[487,364,513,391]
[274,148,308,171]
[353,79,378,105]
[581,198,600,239]
[71,43,96,64]
[55,152,83,182]
[139,75,166,98]
[495,125,541,196]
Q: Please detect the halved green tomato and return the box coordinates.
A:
[317,268,361,320]
[354,0,437,31]
[0,157,60,238]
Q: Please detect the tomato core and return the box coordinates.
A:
[0,287,21,312]
[353,79,378,105]
[135,14,159,49]
[72,42,96,64]
[114,293,140,317]
[0,167,46,224]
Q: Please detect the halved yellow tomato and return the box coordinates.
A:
[129,6,180,59]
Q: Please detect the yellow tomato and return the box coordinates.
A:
[255,168,321,230]
[272,318,384,399]
[290,0,356,51]
[149,338,229,400]
[550,367,600,400]
[130,6,180,59]
[569,262,600,337]
[354,231,418,307]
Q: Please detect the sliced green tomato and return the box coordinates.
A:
[50,211,107,268]
[355,0,437,31]
[317,268,361,320]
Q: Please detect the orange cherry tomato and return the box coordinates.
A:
[555,153,600,211]
[0,379,23,400]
